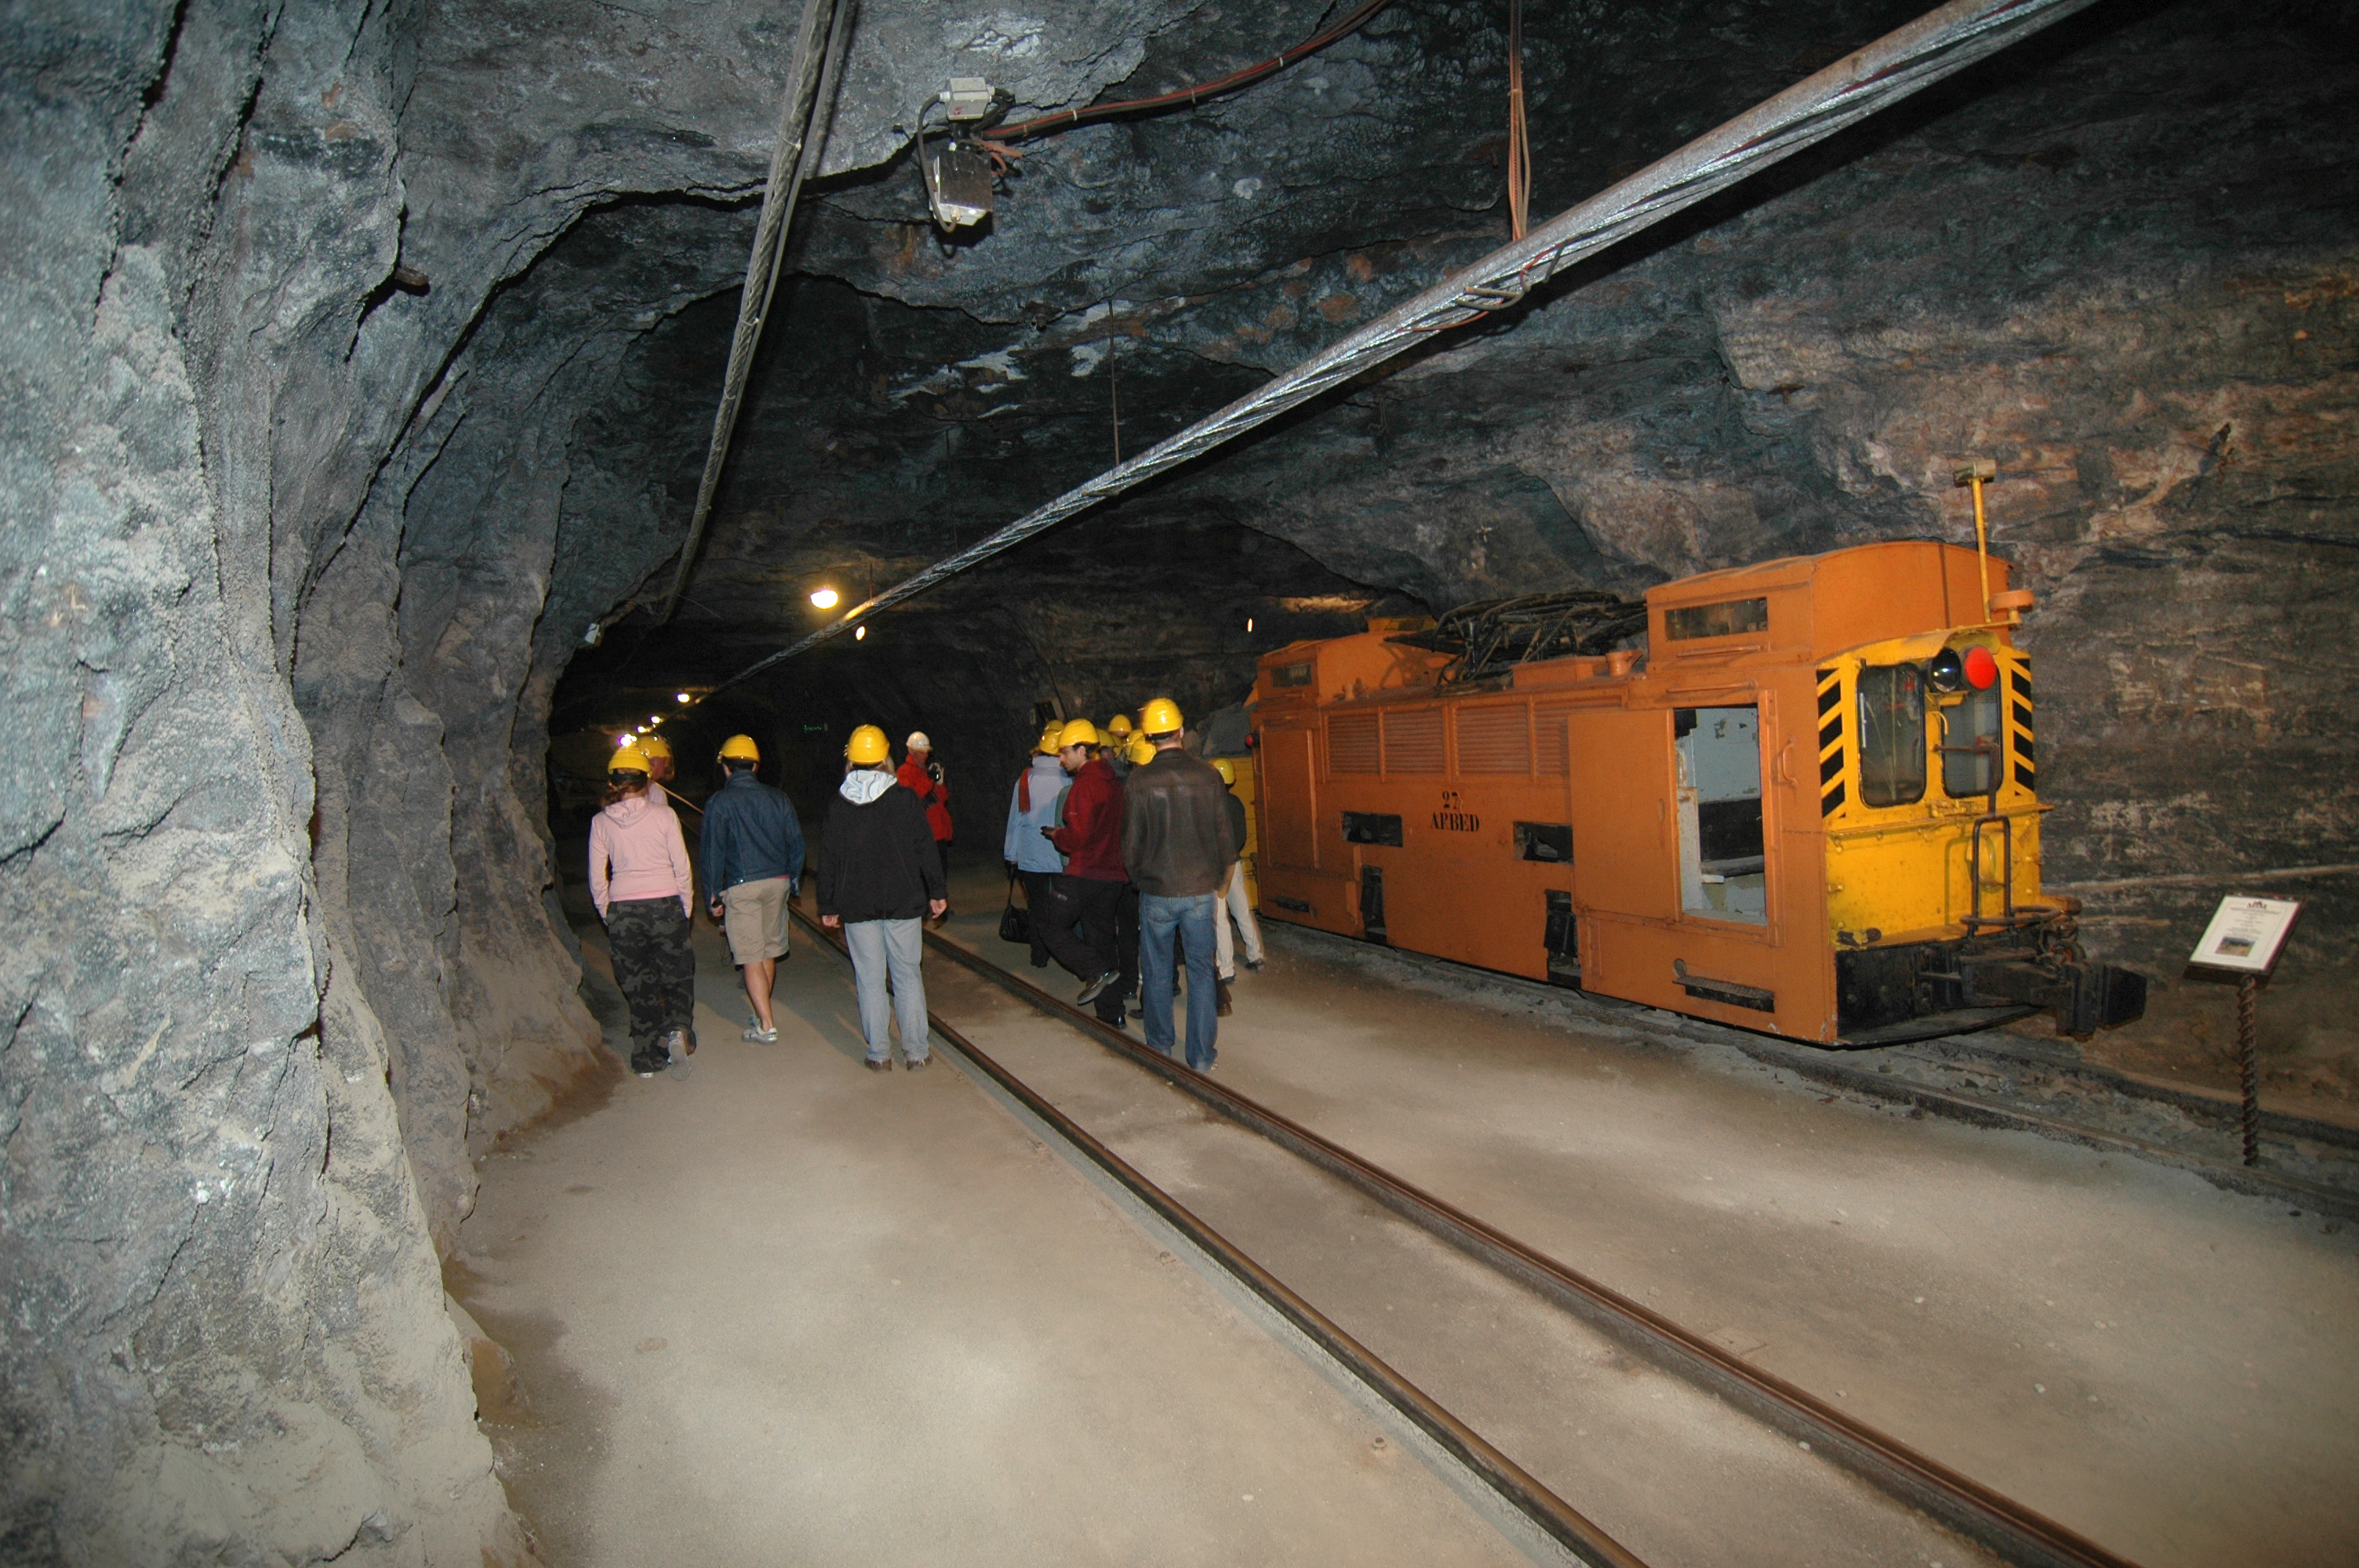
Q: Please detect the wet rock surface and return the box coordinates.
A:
[2,0,2353,1558]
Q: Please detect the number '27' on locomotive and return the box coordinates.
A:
[1249,541,2146,1047]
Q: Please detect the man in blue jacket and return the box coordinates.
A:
[701,734,805,1044]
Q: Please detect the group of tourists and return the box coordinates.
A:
[587,727,954,1078]
[1004,697,1260,1073]
[586,697,1257,1081]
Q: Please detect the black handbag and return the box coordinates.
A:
[998,873,1030,945]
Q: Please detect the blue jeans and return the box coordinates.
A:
[1138,892,1218,1069]
[844,917,929,1063]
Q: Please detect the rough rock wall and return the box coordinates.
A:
[0,2,522,1560]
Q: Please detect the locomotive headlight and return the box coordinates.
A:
[1928,644,2001,693]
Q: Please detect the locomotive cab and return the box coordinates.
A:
[1250,541,2146,1047]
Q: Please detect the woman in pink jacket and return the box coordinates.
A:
[590,746,698,1078]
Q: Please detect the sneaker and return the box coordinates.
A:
[1245,957,1265,971]
[903,1056,931,1073]
[1075,970,1119,1007]
[743,1024,779,1044]
[1216,980,1233,1018]
[863,1055,892,1072]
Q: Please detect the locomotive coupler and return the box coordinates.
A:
[1954,916,2148,1037]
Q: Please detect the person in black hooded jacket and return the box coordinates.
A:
[818,724,947,1070]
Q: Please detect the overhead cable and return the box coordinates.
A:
[654,0,856,626]
[712,0,2100,691]
[1505,0,1531,241]
[979,0,1394,154]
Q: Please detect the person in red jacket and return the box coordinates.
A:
[1037,717,1128,1026]
[897,731,954,848]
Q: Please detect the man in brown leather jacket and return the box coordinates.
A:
[1119,697,1236,1070]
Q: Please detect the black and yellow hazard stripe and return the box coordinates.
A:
[2006,655,2034,793]
[1816,665,1846,816]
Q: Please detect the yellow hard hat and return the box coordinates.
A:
[1139,695,1183,737]
[1056,717,1100,751]
[637,734,673,762]
[610,746,652,775]
[1105,714,1133,737]
[845,724,890,765]
[1036,723,1063,755]
[718,734,760,762]
[1213,758,1235,786]
[1125,732,1156,768]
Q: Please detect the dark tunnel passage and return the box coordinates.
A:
[5,0,2356,1559]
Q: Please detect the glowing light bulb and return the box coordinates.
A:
[1246,616,1255,632]
[809,587,840,610]
[616,735,632,747]
[855,625,868,641]
[676,692,692,703]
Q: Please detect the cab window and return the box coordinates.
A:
[1857,664,1926,807]
[1942,683,2004,797]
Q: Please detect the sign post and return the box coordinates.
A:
[2186,897,2304,1166]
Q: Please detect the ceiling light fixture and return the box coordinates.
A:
[921,78,998,231]
[809,586,840,610]
[676,691,692,704]
[855,625,868,641]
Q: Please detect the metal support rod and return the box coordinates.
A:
[1970,474,1993,618]
[711,0,2100,691]
[2238,974,2261,1167]
[654,0,854,625]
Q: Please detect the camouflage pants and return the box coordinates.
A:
[607,898,696,1056]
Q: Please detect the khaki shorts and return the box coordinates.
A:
[720,876,791,965]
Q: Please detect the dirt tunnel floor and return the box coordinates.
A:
[463,855,2359,1565]
[454,905,1532,1566]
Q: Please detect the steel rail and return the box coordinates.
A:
[1277,919,2359,1219]
[655,0,855,625]
[711,0,2099,690]
[784,906,1645,1568]
[913,923,2146,1568]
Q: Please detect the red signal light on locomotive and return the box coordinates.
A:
[1963,644,1999,689]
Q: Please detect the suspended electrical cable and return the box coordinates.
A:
[976,0,1394,157]
[1505,0,1531,241]
[710,0,2101,693]
[654,0,857,626]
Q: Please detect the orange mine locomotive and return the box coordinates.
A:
[1249,540,2146,1046]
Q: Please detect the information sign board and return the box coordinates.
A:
[2188,896,2303,976]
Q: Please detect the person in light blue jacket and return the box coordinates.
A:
[1003,733,1070,968]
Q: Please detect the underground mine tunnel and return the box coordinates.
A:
[5,0,2355,1562]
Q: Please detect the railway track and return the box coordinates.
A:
[789,903,2142,1568]
[1271,920,2359,1224]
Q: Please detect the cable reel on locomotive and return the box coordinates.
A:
[1384,591,1648,684]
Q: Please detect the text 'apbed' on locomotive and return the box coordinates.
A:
[1247,540,2146,1047]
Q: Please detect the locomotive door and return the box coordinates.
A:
[1566,707,1676,924]
[1259,724,1319,871]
